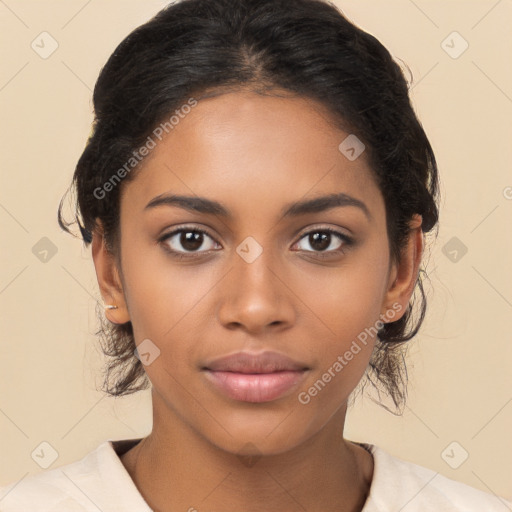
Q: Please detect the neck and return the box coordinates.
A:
[121,394,374,512]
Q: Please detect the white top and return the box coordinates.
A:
[0,438,510,511]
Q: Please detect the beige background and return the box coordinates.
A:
[1,0,511,501]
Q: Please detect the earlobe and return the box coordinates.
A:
[91,221,131,324]
[381,214,424,321]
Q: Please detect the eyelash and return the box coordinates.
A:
[158,225,354,260]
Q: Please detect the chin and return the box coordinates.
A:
[197,408,313,458]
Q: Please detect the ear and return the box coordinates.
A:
[381,214,424,321]
[91,220,131,324]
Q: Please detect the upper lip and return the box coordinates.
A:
[203,351,309,374]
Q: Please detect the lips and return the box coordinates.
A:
[202,351,310,403]
[203,351,309,373]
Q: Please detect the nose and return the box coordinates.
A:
[216,242,296,335]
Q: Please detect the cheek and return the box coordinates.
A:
[120,237,220,367]
[291,242,390,393]
[121,230,189,328]
[295,245,390,344]
[293,275,381,416]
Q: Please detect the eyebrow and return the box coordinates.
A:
[144,192,371,221]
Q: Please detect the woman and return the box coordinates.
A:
[1,0,509,510]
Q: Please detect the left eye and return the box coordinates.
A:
[294,229,351,254]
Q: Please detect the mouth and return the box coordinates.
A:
[201,351,310,403]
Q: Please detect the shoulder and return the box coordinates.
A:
[0,439,151,512]
[0,443,104,511]
[361,443,512,512]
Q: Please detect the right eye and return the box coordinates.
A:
[159,227,221,258]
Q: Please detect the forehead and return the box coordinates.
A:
[120,90,383,221]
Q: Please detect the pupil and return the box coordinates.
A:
[310,232,330,251]
[181,231,203,251]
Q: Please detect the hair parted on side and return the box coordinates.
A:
[58,0,439,414]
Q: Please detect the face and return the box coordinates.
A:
[93,89,422,456]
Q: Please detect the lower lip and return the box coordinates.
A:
[203,370,307,403]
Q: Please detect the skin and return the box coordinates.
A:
[92,89,423,512]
